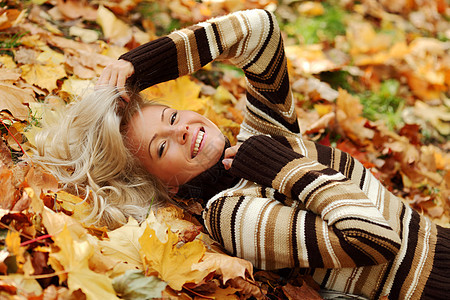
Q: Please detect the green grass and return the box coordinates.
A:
[280,2,347,45]
[0,32,25,56]
[359,79,405,130]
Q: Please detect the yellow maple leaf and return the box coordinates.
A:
[99,217,146,272]
[6,231,25,264]
[20,63,66,92]
[49,226,119,300]
[141,76,208,112]
[97,5,131,44]
[139,225,207,290]
[192,252,254,284]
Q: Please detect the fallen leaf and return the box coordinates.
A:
[0,83,35,120]
[49,226,119,300]
[99,216,146,272]
[282,282,322,300]
[142,76,209,113]
[139,225,207,290]
[97,5,132,46]
[25,166,59,195]
[112,269,167,300]
[56,0,97,21]
[20,63,66,92]
[192,252,254,284]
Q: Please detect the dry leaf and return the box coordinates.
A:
[142,76,209,112]
[99,216,146,271]
[139,225,207,290]
[192,252,254,284]
[97,5,132,46]
[49,226,119,300]
[20,63,66,92]
[56,0,97,21]
[0,83,35,120]
[282,282,322,300]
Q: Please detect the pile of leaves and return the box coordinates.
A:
[0,0,448,299]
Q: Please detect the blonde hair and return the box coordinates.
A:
[32,87,168,229]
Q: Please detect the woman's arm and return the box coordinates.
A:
[221,135,401,268]
[100,9,300,134]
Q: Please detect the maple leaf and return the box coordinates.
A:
[99,216,146,272]
[139,225,208,291]
[49,226,119,300]
[97,5,132,46]
[192,252,254,284]
[5,230,25,264]
[20,63,66,92]
[142,76,209,113]
[0,83,36,120]
[112,269,167,300]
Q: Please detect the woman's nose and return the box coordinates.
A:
[174,124,189,144]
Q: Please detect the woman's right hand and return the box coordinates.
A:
[96,59,135,101]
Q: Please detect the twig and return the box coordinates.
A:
[20,234,52,247]
[0,118,29,159]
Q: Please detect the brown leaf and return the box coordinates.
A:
[0,8,21,31]
[56,0,97,21]
[228,277,264,299]
[0,167,16,209]
[0,83,35,120]
[25,167,59,195]
[282,282,323,300]
[192,252,254,284]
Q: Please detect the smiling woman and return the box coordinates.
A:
[33,8,449,300]
[125,105,225,187]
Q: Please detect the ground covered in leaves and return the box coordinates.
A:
[0,0,449,299]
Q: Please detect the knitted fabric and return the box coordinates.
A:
[120,9,449,300]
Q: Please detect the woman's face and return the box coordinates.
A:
[126,105,226,187]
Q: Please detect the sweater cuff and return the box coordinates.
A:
[229,135,302,188]
[119,36,179,91]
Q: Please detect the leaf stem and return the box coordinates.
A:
[0,118,29,159]
[20,234,52,246]
[0,270,67,280]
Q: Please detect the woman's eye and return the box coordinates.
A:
[158,142,166,158]
[170,112,177,125]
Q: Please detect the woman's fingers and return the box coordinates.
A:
[96,60,135,101]
[223,144,241,170]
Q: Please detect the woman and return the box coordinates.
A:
[35,9,448,300]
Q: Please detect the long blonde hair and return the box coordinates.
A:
[32,87,168,229]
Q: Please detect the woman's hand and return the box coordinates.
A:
[222,144,241,170]
[96,59,135,101]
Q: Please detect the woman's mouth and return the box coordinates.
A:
[192,128,205,158]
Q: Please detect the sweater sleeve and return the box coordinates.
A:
[226,135,401,268]
[119,9,300,134]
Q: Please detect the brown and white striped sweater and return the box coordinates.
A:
[120,9,449,300]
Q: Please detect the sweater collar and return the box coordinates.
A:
[175,137,239,203]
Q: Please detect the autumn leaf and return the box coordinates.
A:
[112,269,167,300]
[142,76,209,112]
[49,226,119,300]
[0,83,36,120]
[20,62,66,92]
[336,88,374,144]
[139,225,208,290]
[99,216,146,272]
[97,5,132,45]
[5,230,25,264]
[192,252,254,284]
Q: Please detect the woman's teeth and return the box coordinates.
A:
[192,130,204,158]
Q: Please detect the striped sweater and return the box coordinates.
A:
[120,9,448,300]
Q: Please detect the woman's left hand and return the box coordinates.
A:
[96,59,135,101]
[222,144,241,170]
